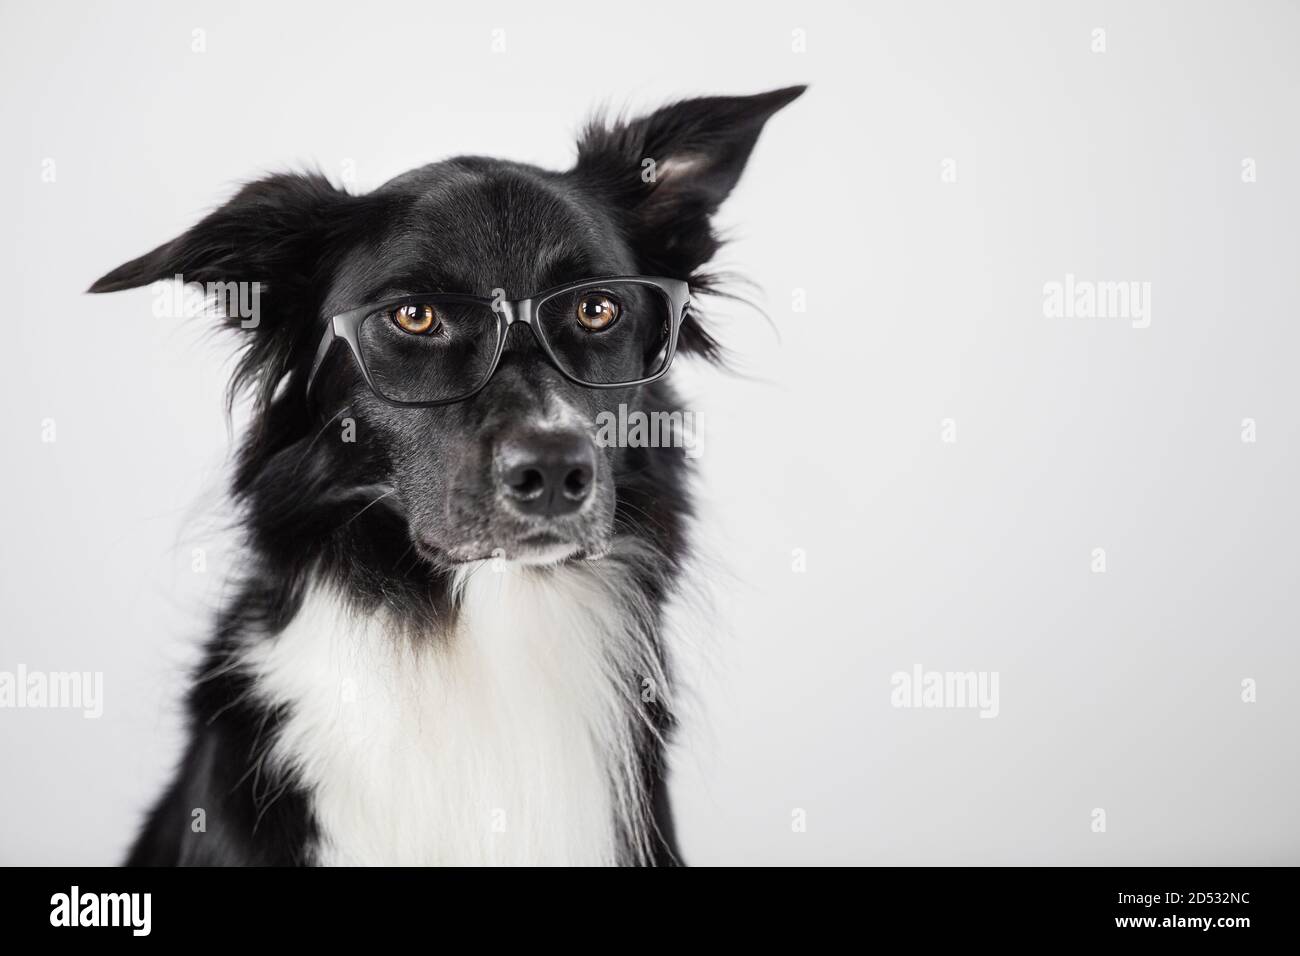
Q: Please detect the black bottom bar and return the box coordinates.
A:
[2,866,1286,942]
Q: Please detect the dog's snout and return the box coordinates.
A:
[496,430,596,517]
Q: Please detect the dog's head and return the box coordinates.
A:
[90,88,803,571]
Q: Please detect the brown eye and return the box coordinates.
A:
[575,292,621,331]
[391,304,439,335]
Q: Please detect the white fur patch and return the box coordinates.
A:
[241,547,665,865]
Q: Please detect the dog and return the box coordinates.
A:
[90,86,804,866]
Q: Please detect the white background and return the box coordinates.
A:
[1,0,1297,864]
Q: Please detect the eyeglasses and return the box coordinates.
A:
[306,276,690,407]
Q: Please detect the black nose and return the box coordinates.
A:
[496,430,597,516]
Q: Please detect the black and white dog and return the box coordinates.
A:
[90,87,803,866]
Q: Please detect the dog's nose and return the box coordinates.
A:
[496,430,597,516]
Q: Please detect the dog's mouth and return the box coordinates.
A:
[415,521,612,569]
[422,541,594,568]
[504,535,586,566]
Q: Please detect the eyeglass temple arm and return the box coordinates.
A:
[305,320,339,397]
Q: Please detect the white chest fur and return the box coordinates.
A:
[241,558,661,866]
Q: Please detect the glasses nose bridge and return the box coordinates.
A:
[494,296,546,367]
[498,296,535,328]
[495,295,550,369]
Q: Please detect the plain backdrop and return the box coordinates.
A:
[1,0,1297,865]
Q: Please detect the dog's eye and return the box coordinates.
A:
[391,304,440,335]
[575,293,621,331]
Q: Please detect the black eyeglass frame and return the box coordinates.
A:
[306,276,691,408]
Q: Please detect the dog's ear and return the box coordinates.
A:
[89,172,356,405]
[573,86,805,358]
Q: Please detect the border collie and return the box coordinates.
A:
[90,86,804,866]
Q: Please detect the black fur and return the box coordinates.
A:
[91,86,804,866]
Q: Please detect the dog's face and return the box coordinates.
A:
[90,88,803,569]
[322,159,641,565]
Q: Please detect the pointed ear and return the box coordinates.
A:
[88,172,349,295]
[572,86,806,357]
[575,85,805,224]
[88,172,356,406]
